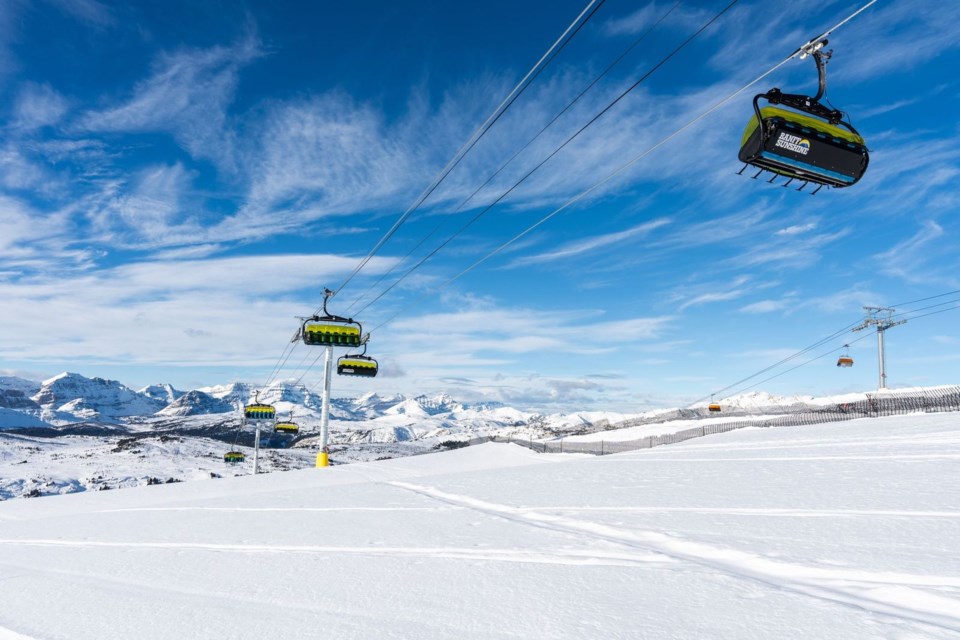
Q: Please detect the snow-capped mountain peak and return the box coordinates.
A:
[139,384,183,405]
[32,372,165,421]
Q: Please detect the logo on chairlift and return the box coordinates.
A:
[774,132,811,155]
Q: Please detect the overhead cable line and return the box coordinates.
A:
[262,329,306,390]
[897,301,960,322]
[294,349,327,388]
[891,289,960,309]
[324,0,607,306]
[701,288,960,402]
[266,0,604,389]
[689,320,863,407]
[724,331,874,397]
[363,0,879,338]
[343,1,681,314]
[352,0,739,318]
[717,301,960,399]
[292,0,880,393]
[906,304,960,321]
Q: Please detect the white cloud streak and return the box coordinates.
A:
[12,82,68,130]
[0,253,398,366]
[508,218,671,267]
[874,220,959,287]
[44,0,115,27]
[76,33,261,170]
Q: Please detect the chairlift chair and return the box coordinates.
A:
[708,396,722,412]
[275,421,300,435]
[837,344,854,367]
[299,289,363,347]
[337,341,379,378]
[243,392,276,422]
[737,40,868,192]
[223,451,246,464]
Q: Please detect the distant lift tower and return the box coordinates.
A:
[852,306,906,389]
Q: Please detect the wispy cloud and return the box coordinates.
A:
[776,221,818,236]
[84,163,193,244]
[0,146,48,190]
[0,194,76,265]
[44,0,115,27]
[12,82,68,130]
[678,288,745,311]
[874,220,959,287]
[726,228,850,270]
[508,218,670,267]
[239,92,431,220]
[0,253,399,365]
[801,286,882,314]
[833,2,960,82]
[386,305,673,361]
[671,275,783,312]
[855,97,923,120]
[740,299,791,314]
[601,3,714,37]
[76,33,262,169]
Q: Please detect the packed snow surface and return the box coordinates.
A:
[0,413,958,638]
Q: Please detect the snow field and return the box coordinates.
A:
[0,413,958,638]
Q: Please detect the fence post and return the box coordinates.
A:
[560,438,563,454]
[601,440,604,456]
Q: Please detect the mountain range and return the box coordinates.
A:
[0,372,621,434]
[0,371,895,434]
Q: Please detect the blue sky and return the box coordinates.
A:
[1,0,959,412]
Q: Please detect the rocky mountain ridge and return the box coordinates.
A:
[0,373,591,433]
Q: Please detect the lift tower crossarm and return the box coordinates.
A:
[852,306,907,389]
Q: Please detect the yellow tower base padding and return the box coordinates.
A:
[316,452,329,468]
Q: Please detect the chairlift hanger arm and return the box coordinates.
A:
[752,40,851,132]
[753,46,844,127]
[303,288,360,326]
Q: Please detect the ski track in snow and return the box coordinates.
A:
[0,538,668,568]
[388,481,960,633]
[93,505,960,519]
[525,507,960,518]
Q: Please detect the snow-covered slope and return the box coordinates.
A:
[0,407,52,429]
[0,413,956,639]
[0,376,40,395]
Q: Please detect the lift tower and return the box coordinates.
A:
[852,306,906,389]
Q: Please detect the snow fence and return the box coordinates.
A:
[492,385,960,456]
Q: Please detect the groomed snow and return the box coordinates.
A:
[0,413,958,638]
